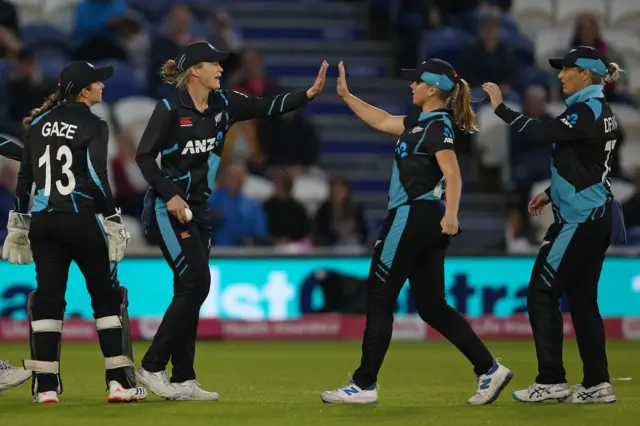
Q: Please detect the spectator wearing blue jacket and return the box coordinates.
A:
[208,162,267,247]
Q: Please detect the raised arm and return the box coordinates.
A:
[337,61,405,137]
[226,61,328,122]
[86,121,117,216]
[483,82,594,144]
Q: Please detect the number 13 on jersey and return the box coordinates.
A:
[38,144,76,196]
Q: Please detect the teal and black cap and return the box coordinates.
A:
[176,41,229,72]
[549,46,607,76]
[400,59,459,92]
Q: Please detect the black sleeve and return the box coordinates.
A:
[0,136,23,161]
[86,121,117,216]
[14,134,33,214]
[225,90,311,123]
[495,102,595,144]
[135,101,181,202]
[420,120,455,154]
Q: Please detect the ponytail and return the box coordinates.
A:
[160,59,192,88]
[23,90,63,127]
[447,78,478,134]
[604,62,622,84]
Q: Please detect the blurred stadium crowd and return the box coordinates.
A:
[0,0,639,255]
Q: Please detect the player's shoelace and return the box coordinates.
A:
[334,373,380,392]
[0,361,15,371]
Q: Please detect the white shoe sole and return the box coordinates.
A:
[513,389,572,403]
[108,394,147,403]
[560,395,617,404]
[468,370,514,405]
[320,393,378,404]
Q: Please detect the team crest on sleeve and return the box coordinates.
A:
[410,126,424,134]
[443,127,454,144]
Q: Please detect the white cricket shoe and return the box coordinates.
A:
[135,367,179,399]
[513,382,571,402]
[320,380,378,404]
[561,383,616,404]
[34,391,59,404]
[467,361,513,405]
[171,380,219,401]
[107,380,148,403]
[0,360,32,391]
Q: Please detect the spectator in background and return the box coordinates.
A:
[111,133,148,217]
[147,4,195,98]
[207,8,244,84]
[6,49,55,138]
[504,207,535,253]
[314,175,368,247]
[258,109,320,177]
[72,0,136,62]
[263,171,311,247]
[0,0,21,59]
[208,162,267,247]
[622,169,640,230]
[459,15,517,89]
[0,159,18,244]
[232,49,279,97]
[509,86,552,202]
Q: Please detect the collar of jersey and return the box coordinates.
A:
[418,109,450,122]
[65,101,90,110]
[565,84,604,107]
[178,87,211,112]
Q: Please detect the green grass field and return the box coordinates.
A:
[1,340,639,426]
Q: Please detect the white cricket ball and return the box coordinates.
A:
[184,208,193,222]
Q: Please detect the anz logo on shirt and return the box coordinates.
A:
[181,131,224,155]
[443,127,454,144]
[561,113,578,128]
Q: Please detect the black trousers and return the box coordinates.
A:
[352,201,494,389]
[29,213,128,391]
[528,208,612,388]
[141,199,211,383]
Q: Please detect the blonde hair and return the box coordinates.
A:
[443,78,478,134]
[23,91,63,127]
[590,62,623,84]
[160,59,203,88]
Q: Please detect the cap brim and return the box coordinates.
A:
[400,69,418,81]
[549,58,568,70]
[93,66,114,82]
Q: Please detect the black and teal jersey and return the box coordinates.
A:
[136,87,310,218]
[495,84,621,223]
[388,108,455,210]
[0,136,22,161]
[14,102,116,216]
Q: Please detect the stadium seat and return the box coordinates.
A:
[609,0,640,36]
[418,28,474,68]
[112,96,157,146]
[475,102,520,169]
[43,0,81,35]
[602,30,640,64]
[534,28,571,69]
[20,23,69,52]
[556,0,607,27]
[610,179,635,204]
[90,102,119,162]
[93,61,144,103]
[37,56,68,80]
[243,175,274,203]
[529,179,554,242]
[293,175,330,215]
[511,0,554,40]
[619,141,640,178]
[611,103,640,136]
[629,67,640,97]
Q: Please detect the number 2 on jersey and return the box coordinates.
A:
[38,145,76,196]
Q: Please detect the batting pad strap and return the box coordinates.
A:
[23,360,59,374]
[31,319,63,333]
[96,315,122,330]
[105,355,133,370]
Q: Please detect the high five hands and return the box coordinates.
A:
[307,61,329,99]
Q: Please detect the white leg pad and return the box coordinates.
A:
[96,316,122,330]
[23,360,59,374]
[31,320,63,333]
[105,355,133,370]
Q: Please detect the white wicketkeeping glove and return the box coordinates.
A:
[102,209,131,263]
[2,211,33,265]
